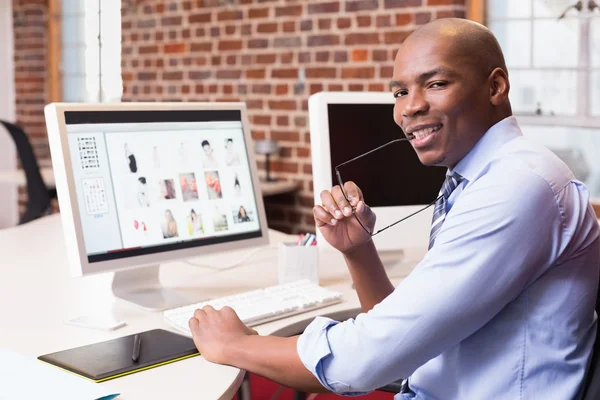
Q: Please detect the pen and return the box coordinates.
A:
[132,334,142,363]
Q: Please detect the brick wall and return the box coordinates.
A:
[12,0,52,214]
[119,0,467,234]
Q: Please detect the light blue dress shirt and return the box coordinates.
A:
[297,116,600,399]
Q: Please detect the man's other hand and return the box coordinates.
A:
[189,306,258,364]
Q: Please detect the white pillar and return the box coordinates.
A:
[0,1,18,228]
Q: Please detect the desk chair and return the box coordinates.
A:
[0,120,54,224]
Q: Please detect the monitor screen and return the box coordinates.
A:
[64,110,262,263]
[327,103,446,207]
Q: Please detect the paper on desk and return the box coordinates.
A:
[0,348,120,400]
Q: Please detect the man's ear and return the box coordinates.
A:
[488,67,510,106]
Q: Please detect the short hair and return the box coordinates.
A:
[138,177,146,184]
[227,138,233,143]
[201,140,210,147]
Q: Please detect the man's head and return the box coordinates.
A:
[391,18,511,167]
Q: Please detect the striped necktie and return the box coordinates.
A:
[429,173,463,250]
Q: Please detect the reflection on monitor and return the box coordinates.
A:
[45,103,268,310]
[309,92,446,252]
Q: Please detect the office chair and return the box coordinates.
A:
[0,120,53,224]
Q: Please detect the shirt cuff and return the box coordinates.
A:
[296,316,369,396]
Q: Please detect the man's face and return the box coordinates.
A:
[391,36,492,167]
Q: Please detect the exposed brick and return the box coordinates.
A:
[271,130,301,143]
[277,116,289,126]
[385,0,423,8]
[139,45,159,54]
[342,67,375,79]
[308,2,340,14]
[257,53,277,64]
[428,0,463,4]
[372,50,388,64]
[163,71,184,80]
[298,52,311,63]
[272,68,298,79]
[275,84,289,95]
[249,7,270,18]
[189,70,212,80]
[345,33,380,45]
[351,49,369,62]
[218,40,243,51]
[349,83,365,91]
[368,83,386,91]
[282,21,296,33]
[164,43,186,53]
[268,100,297,111]
[415,12,432,24]
[334,51,348,62]
[248,39,269,49]
[281,52,293,64]
[274,36,302,48]
[161,16,182,26]
[437,9,466,18]
[252,114,272,124]
[247,69,267,79]
[300,20,314,31]
[217,10,243,21]
[384,30,412,44]
[396,13,413,25]
[376,15,392,27]
[357,15,372,27]
[189,13,212,23]
[190,42,212,52]
[258,22,278,33]
[337,17,352,29]
[316,51,330,62]
[306,67,337,78]
[216,69,242,79]
[380,65,394,78]
[318,19,332,30]
[276,5,303,17]
[308,34,340,47]
[346,0,379,12]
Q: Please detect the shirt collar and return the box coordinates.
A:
[451,116,522,182]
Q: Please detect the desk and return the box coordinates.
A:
[0,215,422,399]
[0,169,300,197]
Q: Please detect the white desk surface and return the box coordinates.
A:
[0,168,300,197]
[0,214,423,399]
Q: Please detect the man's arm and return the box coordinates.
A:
[188,306,327,393]
[344,240,394,312]
[226,335,328,393]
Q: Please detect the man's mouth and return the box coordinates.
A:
[406,124,442,147]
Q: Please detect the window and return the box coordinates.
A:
[487,0,600,118]
[487,0,600,200]
[61,0,122,103]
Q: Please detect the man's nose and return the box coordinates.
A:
[402,90,429,118]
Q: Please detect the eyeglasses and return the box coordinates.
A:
[334,138,442,237]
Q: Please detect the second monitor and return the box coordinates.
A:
[309,92,446,252]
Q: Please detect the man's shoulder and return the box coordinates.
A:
[481,136,576,195]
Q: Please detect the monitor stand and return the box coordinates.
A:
[111,265,189,312]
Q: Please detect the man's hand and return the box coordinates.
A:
[313,181,376,254]
[188,306,258,365]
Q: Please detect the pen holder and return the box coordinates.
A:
[278,242,319,284]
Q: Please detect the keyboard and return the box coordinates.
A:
[163,280,343,335]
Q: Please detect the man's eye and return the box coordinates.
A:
[430,81,447,88]
[393,90,408,98]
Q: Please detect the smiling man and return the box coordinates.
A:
[188,18,600,399]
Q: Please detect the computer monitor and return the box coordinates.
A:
[308,92,446,252]
[45,102,269,310]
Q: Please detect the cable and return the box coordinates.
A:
[184,244,277,271]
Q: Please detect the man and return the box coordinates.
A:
[201,139,219,169]
[188,18,600,399]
